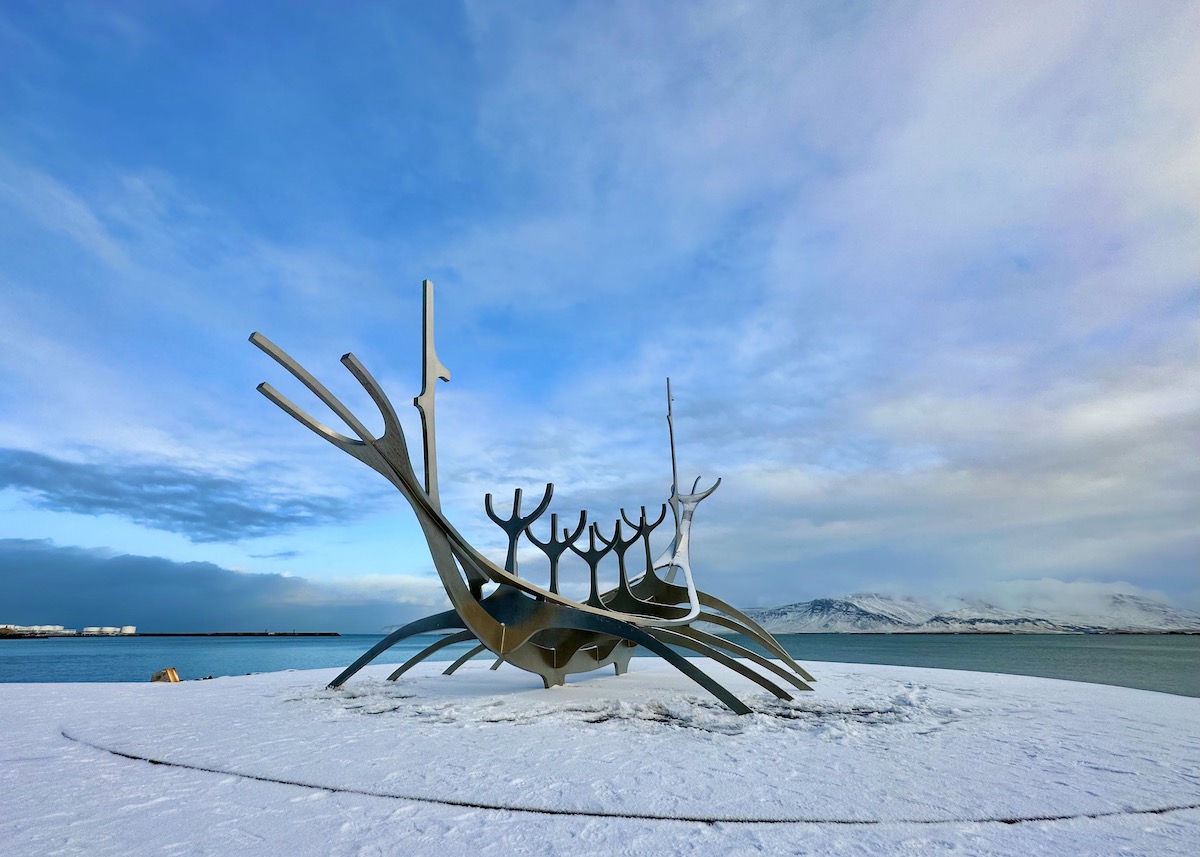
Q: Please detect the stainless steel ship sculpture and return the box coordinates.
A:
[251,281,814,714]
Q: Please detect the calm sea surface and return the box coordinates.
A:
[1,633,1196,697]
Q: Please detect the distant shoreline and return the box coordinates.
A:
[0,632,342,639]
[135,632,342,637]
[4,629,1198,640]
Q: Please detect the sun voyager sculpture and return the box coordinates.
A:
[251,281,814,714]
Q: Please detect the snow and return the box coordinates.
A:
[1047,594,1200,632]
[745,592,1200,633]
[2,659,1198,855]
[843,593,938,625]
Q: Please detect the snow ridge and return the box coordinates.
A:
[744,592,1200,634]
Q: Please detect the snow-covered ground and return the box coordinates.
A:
[2,659,1198,856]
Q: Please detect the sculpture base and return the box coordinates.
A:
[53,659,1200,827]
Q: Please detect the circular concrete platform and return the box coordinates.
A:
[61,659,1200,825]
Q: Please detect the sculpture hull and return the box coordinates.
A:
[252,279,813,714]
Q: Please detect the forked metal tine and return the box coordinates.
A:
[525,483,554,522]
[570,521,614,559]
[255,383,362,451]
[593,520,619,548]
[623,504,667,534]
[524,511,556,551]
[562,510,587,544]
[484,489,511,526]
[686,476,721,502]
[525,510,587,550]
[340,352,405,443]
[611,517,642,550]
[250,332,375,444]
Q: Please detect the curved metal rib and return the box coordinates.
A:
[697,592,815,682]
[539,607,753,716]
[691,609,811,680]
[647,627,794,701]
[327,610,464,688]
[667,626,812,691]
[387,629,478,681]
[443,643,488,676]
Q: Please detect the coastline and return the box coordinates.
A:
[5,629,1195,640]
[3,633,1197,696]
[0,631,341,639]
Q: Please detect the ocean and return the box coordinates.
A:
[1,632,1196,697]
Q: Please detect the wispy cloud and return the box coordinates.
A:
[0,157,130,270]
[249,549,300,561]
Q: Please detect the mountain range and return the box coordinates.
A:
[738,592,1200,634]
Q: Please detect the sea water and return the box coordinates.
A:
[2,633,1196,697]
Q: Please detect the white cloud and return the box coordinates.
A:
[1,1,1196,608]
[0,157,130,270]
[978,577,1197,615]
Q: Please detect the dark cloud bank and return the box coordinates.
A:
[0,448,357,543]
[0,539,419,633]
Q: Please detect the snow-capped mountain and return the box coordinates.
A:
[740,592,1200,634]
[1032,593,1200,632]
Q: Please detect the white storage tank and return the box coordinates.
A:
[120,626,136,635]
[82,627,100,635]
[99,627,120,635]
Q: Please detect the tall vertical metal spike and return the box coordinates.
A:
[666,377,679,500]
[413,279,451,510]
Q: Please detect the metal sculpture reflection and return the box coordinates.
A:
[251,280,814,714]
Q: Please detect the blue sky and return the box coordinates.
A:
[1,1,1197,632]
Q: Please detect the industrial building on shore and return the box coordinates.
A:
[1,624,136,637]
